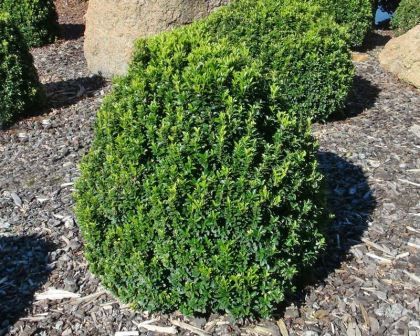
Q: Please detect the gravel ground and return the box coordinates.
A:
[0,3,419,335]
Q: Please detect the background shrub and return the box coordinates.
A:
[0,0,58,47]
[313,0,374,48]
[392,0,420,35]
[75,0,352,318]
[0,13,44,127]
[133,0,354,122]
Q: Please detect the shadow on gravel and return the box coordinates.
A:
[0,235,54,335]
[355,30,392,53]
[375,19,391,30]
[331,75,381,121]
[59,23,85,41]
[44,75,106,109]
[276,152,376,317]
[0,75,106,129]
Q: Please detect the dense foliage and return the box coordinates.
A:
[134,0,354,123]
[0,0,58,47]
[75,0,353,318]
[313,0,374,47]
[0,13,44,127]
[392,0,420,35]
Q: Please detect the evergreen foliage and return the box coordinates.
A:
[0,13,44,127]
[0,0,58,47]
[392,0,420,35]
[314,0,374,47]
[75,0,355,317]
[133,0,354,122]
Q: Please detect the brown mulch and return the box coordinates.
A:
[55,0,87,23]
[55,0,87,41]
[0,1,419,335]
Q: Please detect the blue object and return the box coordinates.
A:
[375,7,393,24]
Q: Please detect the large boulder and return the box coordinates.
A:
[84,0,229,77]
[379,25,420,88]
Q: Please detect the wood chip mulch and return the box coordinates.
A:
[0,1,419,335]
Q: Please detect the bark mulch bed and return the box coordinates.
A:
[0,2,419,335]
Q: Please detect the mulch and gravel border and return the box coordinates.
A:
[0,2,419,335]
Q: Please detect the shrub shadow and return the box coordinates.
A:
[0,75,106,130]
[59,23,85,41]
[356,30,392,53]
[330,75,380,121]
[44,75,106,109]
[275,151,376,317]
[315,151,376,275]
[375,19,392,30]
[0,235,54,334]
[377,0,401,14]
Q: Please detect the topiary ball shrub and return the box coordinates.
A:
[133,0,354,123]
[76,41,327,318]
[314,0,374,48]
[392,0,420,35]
[0,13,45,128]
[0,0,58,47]
[75,1,341,318]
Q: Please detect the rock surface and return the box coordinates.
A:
[84,0,230,77]
[379,24,420,88]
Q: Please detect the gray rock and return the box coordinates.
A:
[256,322,281,336]
[303,331,319,336]
[379,25,420,88]
[62,328,72,336]
[284,305,300,319]
[190,317,207,329]
[0,218,11,229]
[10,192,22,207]
[384,304,407,320]
[84,0,231,77]
[409,125,420,139]
[64,278,78,293]
[64,216,75,229]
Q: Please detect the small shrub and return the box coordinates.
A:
[0,0,58,47]
[76,41,328,318]
[133,0,354,122]
[313,0,374,47]
[0,13,44,127]
[75,0,352,318]
[392,0,420,35]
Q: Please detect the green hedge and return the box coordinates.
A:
[75,0,353,318]
[132,0,354,122]
[314,0,374,47]
[0,0,58,47]
[0,13,44,127]
[392,0,420,35]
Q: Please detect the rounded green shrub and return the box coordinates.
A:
[314,0,374,48]
[392,0,420,35]
[0,13,45,127]
[75,0,351,318]
[0,0,58,47]
[133,0,354,123]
